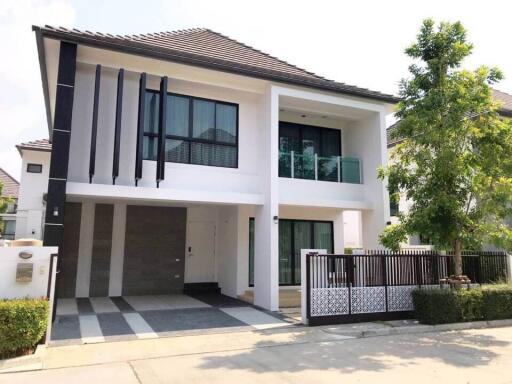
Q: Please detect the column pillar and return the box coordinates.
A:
[333,210,345,254]
[254,85,279,311]
[75,201,95,297]
[43,42,77,251]
[109,203,127,296]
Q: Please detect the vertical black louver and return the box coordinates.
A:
[112,68,124,184]
[89,64,101,183]
[156,76,168,187]
[135,72,146,186]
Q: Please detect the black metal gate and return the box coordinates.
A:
[306,251,509,326]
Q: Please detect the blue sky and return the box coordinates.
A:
[1,0,511,179]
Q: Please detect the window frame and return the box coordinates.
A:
[278,121,342,158]
[26,163,43,173]
[143,89,239,168]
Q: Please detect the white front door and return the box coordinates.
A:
[185,221,216,282]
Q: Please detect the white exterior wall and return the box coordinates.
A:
[15,149,50,239]
[345,113,390,248]
[67,61,265,199]
[0,246,58,299]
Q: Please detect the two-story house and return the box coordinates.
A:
[14,139,51,240]
[33,26,396,311]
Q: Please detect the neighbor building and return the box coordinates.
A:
[33,26,396,310]
[0,168,19,240]
[14,139,51,240]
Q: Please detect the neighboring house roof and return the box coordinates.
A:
[0,168,19,199]
[493,89,512,117]
[387,89,512,147]
[32,25,399,105]
[16,138,52,155]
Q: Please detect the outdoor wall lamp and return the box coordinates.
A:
[53,206,59,217]
[273,215,279,224]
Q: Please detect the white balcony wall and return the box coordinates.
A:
[344,112,390,248]
[67,60,265,198]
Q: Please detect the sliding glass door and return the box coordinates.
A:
[279,219,334,285]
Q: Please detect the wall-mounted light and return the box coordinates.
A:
[53,206,59,217]
[273,215,279,224]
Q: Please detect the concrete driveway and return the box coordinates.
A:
[3,326,512,383]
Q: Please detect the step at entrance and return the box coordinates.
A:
[183,282,221,294]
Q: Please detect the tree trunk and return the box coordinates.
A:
[454,239,463,276]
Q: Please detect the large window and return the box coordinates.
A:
[279,219,334,285]
[143,91,238,168]
[248,218,334,286]
[279,122,342,181]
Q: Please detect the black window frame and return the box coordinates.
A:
[27,163,43,173]
[278,121,342,180]
[279,219,334,286]
[143,89,239,168]
[279,121,342,158]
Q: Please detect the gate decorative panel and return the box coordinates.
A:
[310,288,349,316]
[351,287,386,314]
[387,285,416,312]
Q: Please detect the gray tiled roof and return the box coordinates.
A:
[493,89,512,116]
[33,25,399,104]
[0,168,19,199]
[16,138,52,154]
[387,89,512,147]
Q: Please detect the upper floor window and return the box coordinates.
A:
[143,90,238,168]
[27,163,42,173]
[279,122,342,181]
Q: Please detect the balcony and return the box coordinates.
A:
[279,151,361,184]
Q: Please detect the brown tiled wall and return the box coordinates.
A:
[56,202,81,298]
[122,205,186,295]
[89,204,114,297]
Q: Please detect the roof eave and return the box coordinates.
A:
[33,26,53,138]
[33,26,400,105]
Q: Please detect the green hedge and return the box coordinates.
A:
[412,285,512,325]
[0,298,48,359]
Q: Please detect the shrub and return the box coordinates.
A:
[412,285,512,324]
[482,285,512,320]
[457,289,484,322]
[0,298,48,359]
[412,289,460,324]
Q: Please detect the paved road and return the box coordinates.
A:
[2,326,512,383]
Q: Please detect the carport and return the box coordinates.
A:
[51,293,295,345]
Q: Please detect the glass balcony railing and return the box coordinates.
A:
[279,151,361,184]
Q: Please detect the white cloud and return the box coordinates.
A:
[0,0,74,179]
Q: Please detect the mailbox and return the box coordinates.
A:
[16,263,33,283]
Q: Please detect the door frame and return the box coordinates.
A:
[185,220,217,283]
[279,219,334,286]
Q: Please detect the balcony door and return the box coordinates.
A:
[279,219,334,285]
[278,121,341,181]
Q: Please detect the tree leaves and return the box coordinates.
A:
[381,19,512,254]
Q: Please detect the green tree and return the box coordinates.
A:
[380,19,512,278]
[0,181,10,237]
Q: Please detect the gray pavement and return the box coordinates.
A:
[2,325,512,383]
